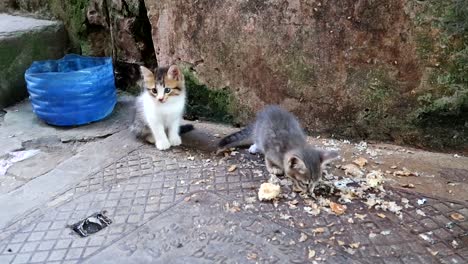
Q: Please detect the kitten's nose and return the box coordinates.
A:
[158,97,164,102]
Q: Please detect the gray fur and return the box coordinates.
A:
[219,105,339,193]
[130,99,150,140]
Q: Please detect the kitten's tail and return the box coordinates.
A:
[218,124,253,150]
[179,124,194,134]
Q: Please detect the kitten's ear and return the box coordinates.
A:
[140,66,155,87]
[288,155,306,173]
[319,150,339,165]
[167,65,181,81]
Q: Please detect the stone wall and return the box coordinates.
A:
[4,0,467,151]
[144,0,467,151]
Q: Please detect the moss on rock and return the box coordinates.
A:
[183,69,235,124]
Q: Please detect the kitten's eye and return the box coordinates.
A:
[151,88,157,94]
[164,87,171,94]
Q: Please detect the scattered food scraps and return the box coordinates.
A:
[354,213,367,220]
[330,202,346,215]
[394,167,416,177]
[366,170,385,188]
[279,213,292,220]
[312,227,325,234]
[450,213,465,221]
[308,249,316,259]
[416,209,426,217]
[299,233,308,242]
[349,242,360,249]
[342,164,364,177]
[338,240,345,246]
[353,157,368,168]
[258,182,281,201]
[377,213,386,218]
[246,252,258,260]
[344,248,356,255]
[228,165,237,172]
[380,230,391,236]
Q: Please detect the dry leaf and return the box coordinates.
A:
[354,213,367,220]
[450,213,465,221]
[337,240,345,246]
[349,242,360,249]
[312,227,325,234]
[228,165,237,172]
[390,165,397,169]
[308,249,316,259]
[377,213,386,218]
[299,233,308,242]
[184,196,191,202]
[330,202,347,215]
[353,157,368,168]
[401,183,415,188]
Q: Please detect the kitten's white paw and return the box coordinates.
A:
[156,140,171,150]
[169,135,182,146]
[248,144,258,154]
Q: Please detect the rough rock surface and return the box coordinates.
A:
[0,14,68,108]
[145,0,467,152]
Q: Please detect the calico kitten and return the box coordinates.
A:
[130,65,193,150]
[218,105,338,193]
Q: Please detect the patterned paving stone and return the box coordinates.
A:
[0,146,466,263]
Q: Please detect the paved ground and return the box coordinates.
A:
[0,96,467,263]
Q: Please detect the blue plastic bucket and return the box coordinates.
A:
[25,54,117,126]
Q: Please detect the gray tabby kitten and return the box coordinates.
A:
[218,105,339,193]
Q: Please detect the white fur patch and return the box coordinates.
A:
[139,89,186,149]
[248,144,258,154]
